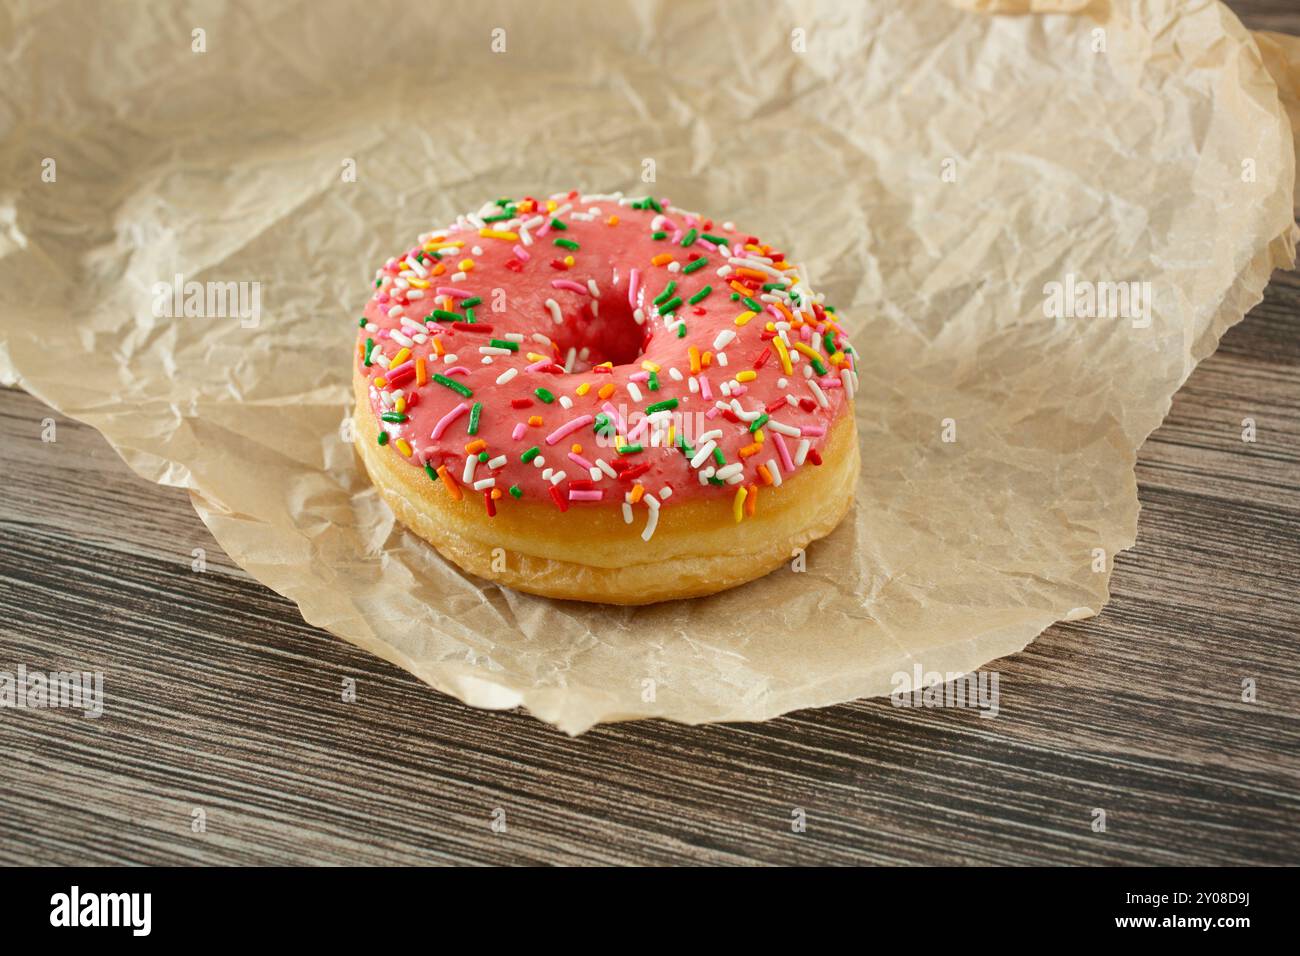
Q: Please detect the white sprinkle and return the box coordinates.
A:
[387,305,404,318]
[587,278,601,298]
[622,502,634,524]
[713,330,736,350]
[690,440,717,468]
[559,395,573,409]
[487,455,507,469]
[549,470,566,485]
[462,456,477,484]
[480,346,513,356]
[451,271,467,282]
[545,298,563,324]
[472,245,484,256]
[767,420,801,437]
[627,382,643,402]
[767,458,783,484]
[640,504,659,542]
[668,367,683,381]
[809,379,829,408]
[473,477,496,491]
[794,439,810,466]
[596,458,618,479]
[533,455,546,468]
[660,486,673,500]
[716,352,728,367]
[715,462,744,482]
[496,367,518,385]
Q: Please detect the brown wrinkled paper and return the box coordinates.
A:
[1,1,1296,733]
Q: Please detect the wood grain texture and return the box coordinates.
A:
[1,3,1297,868]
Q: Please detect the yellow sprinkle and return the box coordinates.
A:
[526,352,547,362]
[479,228,519,241]
[650,253,673,266]
[755,428,765,445]
[640,360,660,373]
[564,255,575,267]
[773,337,793,375]
[458,259,474,272]
[395,396,406,413]
[394,438,413,458]
[793,342,823,364]
[733,486,748,523]
[597,383,615,400]
[546,200,557,212]
[829,351,845,366]
[528,415,543,427]
[408,277,430,289]
[736,370,757,383]
[667,424,676,445]
[734,310,757,327]
[374,377,387,388]
[576,382,591,396]
[389,347,411,369]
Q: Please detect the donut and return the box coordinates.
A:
[353,190,860,604]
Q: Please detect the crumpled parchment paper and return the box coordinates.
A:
[1,0,1296,733]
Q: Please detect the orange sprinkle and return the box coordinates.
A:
[757,463,774,485]
[570,443,583,454]
[597,383,615,400]
[606,215,619,226]
[736,268,769,282]
[701,351,713,368]
[465,439,487,454]
[630,484,645,504]
[774,301,795,323]
[650,253,673,267]
[739,442,762,458]
[688,346,702,374]
[528,415,543,427]
[491,488,503,499]
[432,263,446,276]
[415,357,428,385]
[729,280,753,296]
[744,484,757,517]
[437,466,462,500]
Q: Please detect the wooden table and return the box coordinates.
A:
[2,8,1298,868]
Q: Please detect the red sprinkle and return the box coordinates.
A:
[510,398,534,408]
[484,491,496,517]
[618,463,651,481]
[753,347,771,369]
[808,449,823,466]
[549,484,569,511]
[452,322,494,333]
[766,396,788,414]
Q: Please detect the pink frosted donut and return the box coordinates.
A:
[352,190,859,604]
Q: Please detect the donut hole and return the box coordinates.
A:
[551,296,647,371]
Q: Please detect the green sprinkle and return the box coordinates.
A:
[432,373,473,398]
[659,295,682,315]
[594,413,612,435]
[749,413,770,433]
[651,230,668,240]
[363,338,375,365]
[708,476,724,486]
[742,296,763,312]
[380,412,407,423]
[429,309,460,323]
[648,371,660,391]
[477,451,489,463]
[681,228,698,247]
[550,218,567,230]
[688,285,712,305]
[482,212,512,223]
[618,443,644,454]
[730,292,740,301]
[375,278,381,288]
[554,238,580,251]
[467,402,482,435]
[701,234,727,245]
[810,358,828,375]
[676,323,687,338]
[653,281,677,306]
[358,316,367,327]
[424,462,439,482]
[488,338,519,351]
[713,447,725,466]
[521,446,541,463]
[762,282,788,292]
[823,331,837,354]
[461,296,482,309]
[376,431,389,446]
[645,398,678,414]
[647,197,663,213]
[682,257,709,274]
[509,484,523,499]
[534,387,556,404]
[463,308,476,323]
